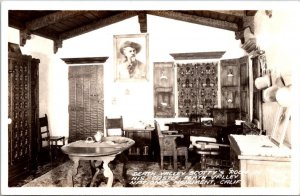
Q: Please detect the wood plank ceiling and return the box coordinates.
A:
[8,10,257,53]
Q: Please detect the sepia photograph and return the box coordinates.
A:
[114,33,149,81]
[1,1,300,195]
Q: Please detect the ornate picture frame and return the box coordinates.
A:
[113,33,149,82]
[270,106,291,147]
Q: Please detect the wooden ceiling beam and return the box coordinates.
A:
[212,10,245,17]
[60,11,138,40]
[26,11,87,31]
[138,12,147,33]
[147,10,238,32]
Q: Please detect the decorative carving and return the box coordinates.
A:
[241,38,257,53]
[8,43,39,185]
[53,39,63,54]
[20,29,31,46]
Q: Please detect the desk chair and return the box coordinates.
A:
[39,114,65,162]
[154,120,188,171]
[105,116,124,137]
[190,136,230,171]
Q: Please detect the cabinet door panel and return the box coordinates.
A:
[153,62,175,117]
[220,59,240,87]
[221,87,240,108]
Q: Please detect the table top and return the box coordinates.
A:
[61,136,135,157]
[228,134,291,160]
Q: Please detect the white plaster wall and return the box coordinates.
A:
[7,14,244,139]
[8,28,69,138]
[255,10,300,146]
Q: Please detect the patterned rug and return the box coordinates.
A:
[22,159,232,188]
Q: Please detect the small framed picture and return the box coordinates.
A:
[270,106,291,147]
[113,33,149,82]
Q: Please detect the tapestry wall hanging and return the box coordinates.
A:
[177,62,218,118]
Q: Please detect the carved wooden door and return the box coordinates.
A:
[68,65,104,142]
[8,43,39,185]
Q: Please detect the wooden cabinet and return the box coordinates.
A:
[8,43,39,185]
[125,128,155,161]
[220,59,240,87]
[229,135,291,187]
[212,108,240,126]
[153,62,175,117]
[220,56,249,121]
[221,87,240,109]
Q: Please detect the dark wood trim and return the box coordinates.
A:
[26,11,87,31]
[61,57,109,64]
[138,12,147,33]
[60,11,138,40]
[170,51,225,60]
[241,38,257,53]
[147,11,238,32]
[54,39,63,54]
[20,29,31,46]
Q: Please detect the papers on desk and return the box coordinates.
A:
[229,134,291,158]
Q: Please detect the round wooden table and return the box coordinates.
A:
[61,136,134,187]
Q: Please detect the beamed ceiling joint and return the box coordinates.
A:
[10,10,259,53]
[138,12,147,33]
[20,29,31,47]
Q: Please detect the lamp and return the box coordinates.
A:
[227,69,234,77]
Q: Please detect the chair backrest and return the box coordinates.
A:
[39,114,50,147]
[154,120,176,153]
[105,116,124,136]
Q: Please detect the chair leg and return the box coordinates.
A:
[200,154,206,171]
[160,155,164,169]
[185,151,188,170]
[173,154,177,171]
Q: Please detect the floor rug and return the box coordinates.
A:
[22,159,232,188]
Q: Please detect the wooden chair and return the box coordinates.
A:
[105,116,124,137]
[154,120,188,171]
[39,114,65,161]
[190,136,230,171]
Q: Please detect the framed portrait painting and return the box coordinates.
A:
[270,106,291,147]
[113,33,149,82]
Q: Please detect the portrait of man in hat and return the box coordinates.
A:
[114,34,148,81]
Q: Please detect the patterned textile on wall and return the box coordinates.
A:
[177,62,218,117]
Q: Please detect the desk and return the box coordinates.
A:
[124,127,155,161]
[229,134,291,187]
[61,136,134,187]
[165,122,242,146]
